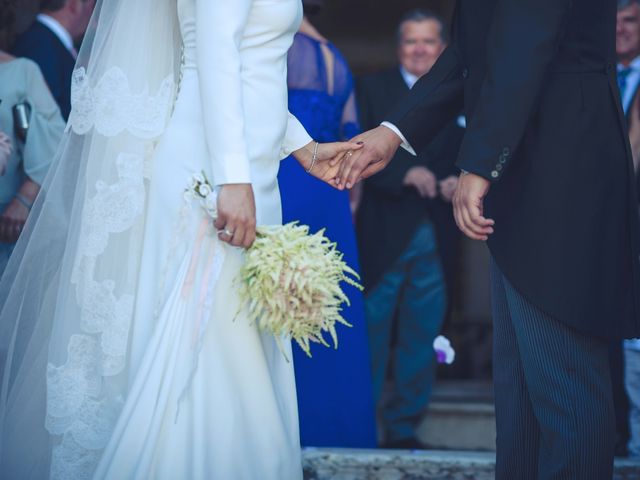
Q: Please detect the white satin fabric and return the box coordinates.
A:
[93,0,310,478]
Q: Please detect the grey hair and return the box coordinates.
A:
[619,0,640,10]
[396,9,448,45]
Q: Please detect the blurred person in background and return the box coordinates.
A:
[355,10,463,449]
[618,0,640,458]
[0,0,64,274]
[11,0,96,119]
[277,0,377,448]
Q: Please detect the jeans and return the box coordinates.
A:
[365,222,446,442]
[625,347,640,457]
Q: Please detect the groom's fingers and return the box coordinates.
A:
[458,207,488,241]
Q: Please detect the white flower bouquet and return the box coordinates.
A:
[186,172,363,358]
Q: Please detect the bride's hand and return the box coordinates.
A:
[214,184,257,248]
[293,140,363,185]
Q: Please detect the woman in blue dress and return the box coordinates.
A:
[278,0,377,448]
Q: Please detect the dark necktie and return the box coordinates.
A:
[618,66,633,105]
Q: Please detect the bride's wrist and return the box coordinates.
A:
[294,141,319,171]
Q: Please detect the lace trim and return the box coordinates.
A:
[47,152,147,478]
[68,67,175,139]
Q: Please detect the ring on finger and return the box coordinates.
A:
[217,228,234,237]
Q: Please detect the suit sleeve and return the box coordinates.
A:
[356,76,420,196]
[455,0,572,181]
[13,40,64,112]
[385,46,465,155]
[196,0,252,186]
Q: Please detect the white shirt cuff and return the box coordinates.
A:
[380,121,416,156]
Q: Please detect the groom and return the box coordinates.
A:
[337,0,640,478]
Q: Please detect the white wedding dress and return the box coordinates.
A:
[85,0,312,478]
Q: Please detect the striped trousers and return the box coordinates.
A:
[491,258,615,479]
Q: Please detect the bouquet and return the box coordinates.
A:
[186,172,363,358]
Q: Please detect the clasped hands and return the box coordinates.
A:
[326,125,495,241]
[215,139,364,249]
[215,127,496,249]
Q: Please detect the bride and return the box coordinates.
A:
[0,0,361,478]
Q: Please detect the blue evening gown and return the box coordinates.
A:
[278,32,377,448]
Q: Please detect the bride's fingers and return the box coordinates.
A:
[213,214,226,232]
[324,141,363,164]
[228,223,245,248]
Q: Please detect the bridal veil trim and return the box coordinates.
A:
[0,0,182,478]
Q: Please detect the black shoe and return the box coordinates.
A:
[381,437,425,450]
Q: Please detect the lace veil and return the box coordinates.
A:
[0,0,181,477]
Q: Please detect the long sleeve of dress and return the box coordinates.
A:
[22,61,65,185]
[280,112,312,159]
[196,0,253,186]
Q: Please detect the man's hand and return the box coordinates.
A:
[403,166,437,198]
[453,172,494,241]
[438,175,458,202]
[334,126,402,189]
[215,184,257,249]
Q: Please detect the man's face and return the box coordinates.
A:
[617,3,640,65]
[69,0,96,39]
[398,19,446,78]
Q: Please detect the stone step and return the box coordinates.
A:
[417,401,496,451]
[302,448,640,480]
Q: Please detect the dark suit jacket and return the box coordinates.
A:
[356,68,464,290]
[12,21,75,120]
[387,0,640,339]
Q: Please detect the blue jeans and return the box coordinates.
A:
[364,222,446,442]
[625,348,640,457]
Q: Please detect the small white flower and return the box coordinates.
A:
[204,193,217,216]
[198,183,212,197]
[193,173,205,184]
[183,190,195,201]
[433,335,455,364]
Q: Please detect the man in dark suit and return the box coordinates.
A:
[336,0,640,477]
[355,10,464,449]
[11,0,95,119]
[618,0,640,459]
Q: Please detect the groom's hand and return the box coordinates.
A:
[453,172,494,241]
[334,126,402,189]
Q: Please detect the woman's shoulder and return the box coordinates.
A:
[0,56,44,78]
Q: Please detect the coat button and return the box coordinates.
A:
[462,68,469,79]
[491,170,499,178]
[499,155,507,164]
[496,164,503,171]
[502,147,510,156]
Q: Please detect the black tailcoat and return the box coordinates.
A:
[387,0,640,339]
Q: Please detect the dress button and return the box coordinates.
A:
[496,164,503,171]
[462,68,469,79]
[502,147,510,156]
[499,155,507,164]
[491,170,499,178]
